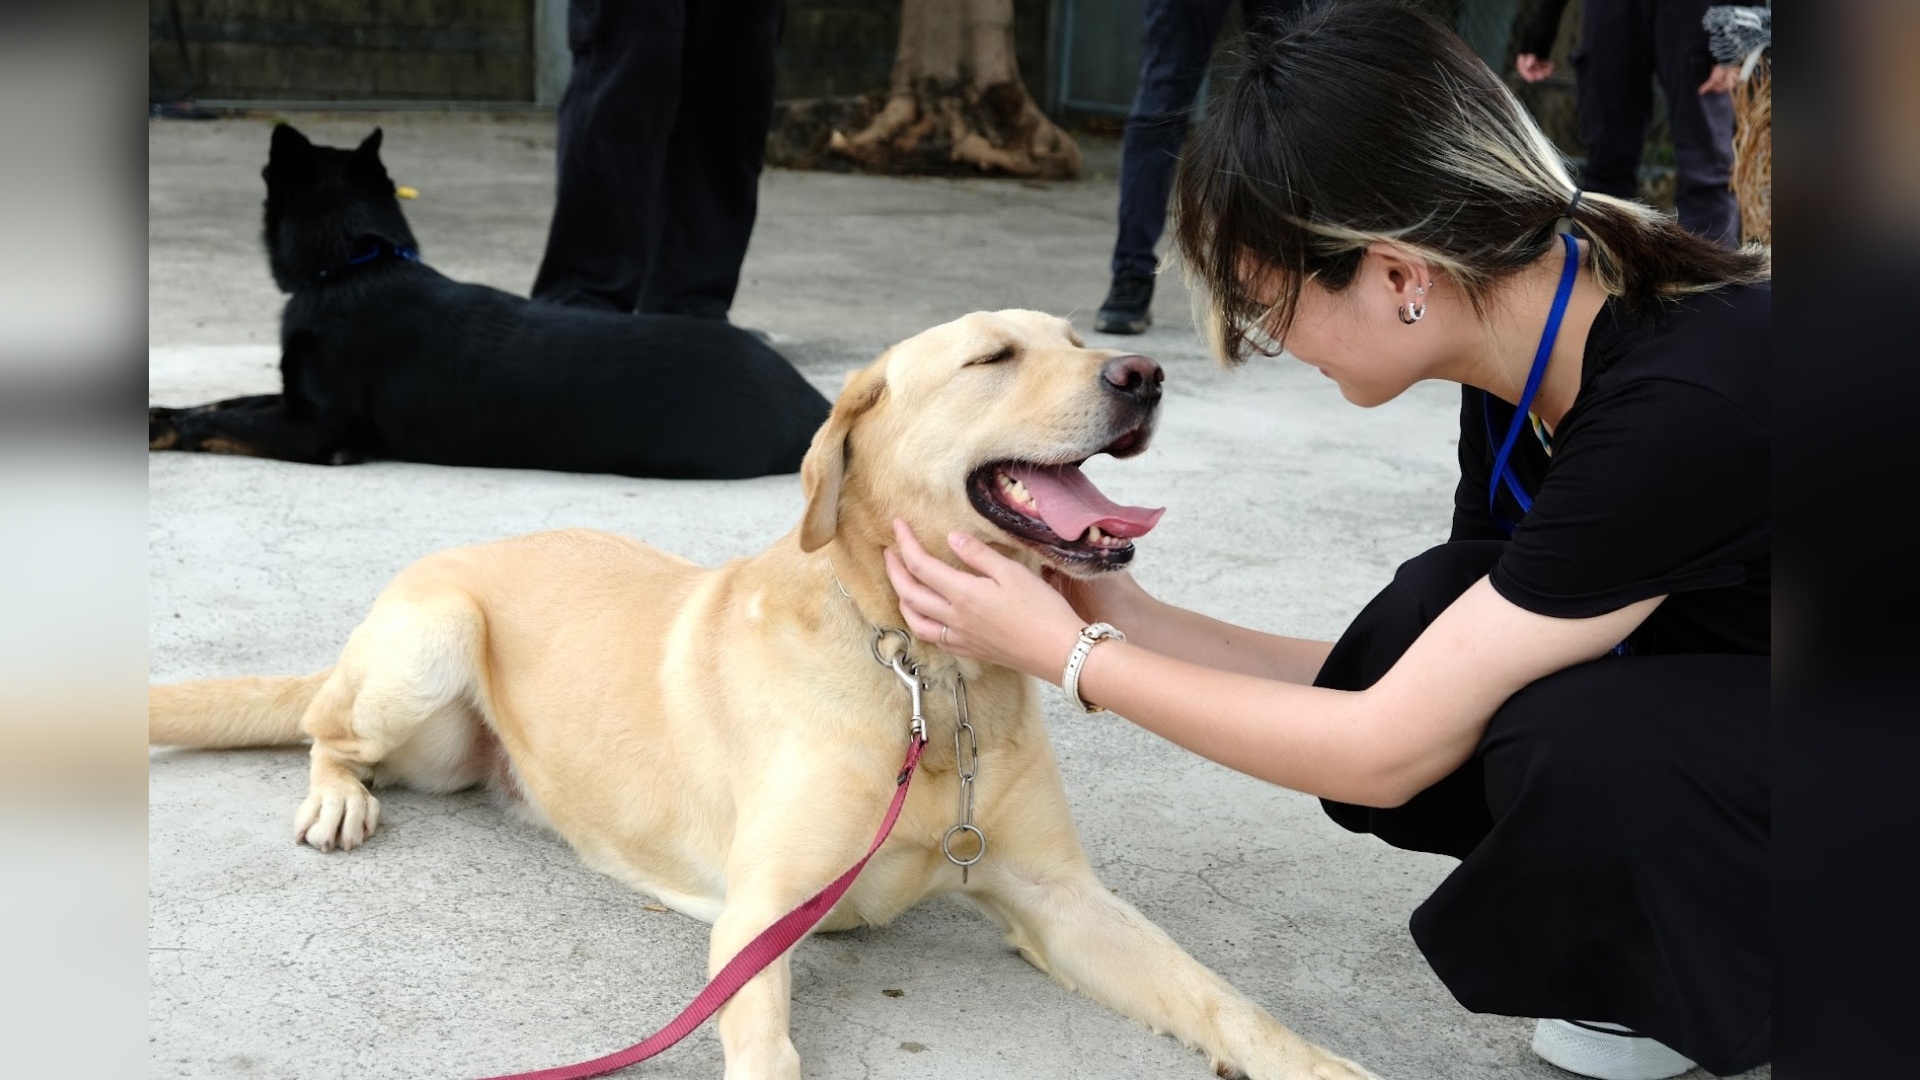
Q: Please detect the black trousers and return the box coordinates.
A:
[1319,542,1769,1075]
[532,0,784,317]
[1572,0,1740,246]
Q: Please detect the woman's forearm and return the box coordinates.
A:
[1065,580,1655,810]
[1108,592,1335,685]
[1066,639,1406,805]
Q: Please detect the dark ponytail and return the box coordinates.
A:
[1566,190,1770,316]
[1173,0,1769,363]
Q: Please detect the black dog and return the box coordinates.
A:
[149,125,831,479]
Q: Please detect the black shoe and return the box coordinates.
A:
[1095,273,1155,334]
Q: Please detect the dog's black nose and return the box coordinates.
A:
[1101,354,1164,404]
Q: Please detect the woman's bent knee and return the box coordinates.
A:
[1480,654,1769,835]
[1317,540,1504,692]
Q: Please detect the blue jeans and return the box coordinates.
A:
[1111,0,1303,280]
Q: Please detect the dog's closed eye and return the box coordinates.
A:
[969,346,1017,367]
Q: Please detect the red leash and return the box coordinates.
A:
[477,732,929,1080]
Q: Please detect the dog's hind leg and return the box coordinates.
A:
[149,394,282,426]
[295,588,493,852]
[152,395,276,449]
[148,395,361,464]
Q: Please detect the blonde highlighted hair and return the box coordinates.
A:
[1172,0,1770,363]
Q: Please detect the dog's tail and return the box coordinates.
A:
[149,672,329,748]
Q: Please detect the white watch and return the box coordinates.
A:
[1062,622,1126,713]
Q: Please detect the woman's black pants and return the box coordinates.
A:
[1318,541,1769,1075]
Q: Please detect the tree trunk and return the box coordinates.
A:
[829,0,1081,180]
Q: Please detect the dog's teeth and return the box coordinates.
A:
[999,472,1036,510]
[1086,525,1104,543]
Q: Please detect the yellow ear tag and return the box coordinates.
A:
[396,185,419,200]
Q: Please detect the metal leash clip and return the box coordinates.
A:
[875,627,928,756]
[890,653,927,744]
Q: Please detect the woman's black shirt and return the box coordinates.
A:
[1451,283,1770,657]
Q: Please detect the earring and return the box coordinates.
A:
[1399,282,1430,325]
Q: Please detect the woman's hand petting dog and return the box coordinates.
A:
[885,518,1086,682]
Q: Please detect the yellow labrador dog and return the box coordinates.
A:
[149,310,1375,1080]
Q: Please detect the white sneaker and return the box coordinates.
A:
[1531,1019,1696,1080]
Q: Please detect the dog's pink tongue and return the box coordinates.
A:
[1005,463,1165,540]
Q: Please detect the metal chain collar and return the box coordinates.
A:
[943,676,984,882]
[872,627,985,882]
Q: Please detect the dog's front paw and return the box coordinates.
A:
[294,781,381,853]
[149,406,181,450]
[1224,1041,1385,1080]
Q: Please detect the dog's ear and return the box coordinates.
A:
[799,363,887,553]
[268,123,313,165]
[350,128,391,184]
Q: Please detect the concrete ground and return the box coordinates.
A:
[148,113,1765,1080]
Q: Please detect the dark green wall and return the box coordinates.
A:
[150,1,535,103]
[150,1,1054,105]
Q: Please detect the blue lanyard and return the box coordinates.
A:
[1486,232,1580,535]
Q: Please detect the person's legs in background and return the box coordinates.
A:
[532,0,686,312]
[1653,0,1739,246]
[1096,0,1236,335]
[639,0,785,319]
[1572,0,1655,208]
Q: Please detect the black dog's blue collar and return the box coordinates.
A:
[316,238,419,281]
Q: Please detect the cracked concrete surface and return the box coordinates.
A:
[148,113,1768,1080]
